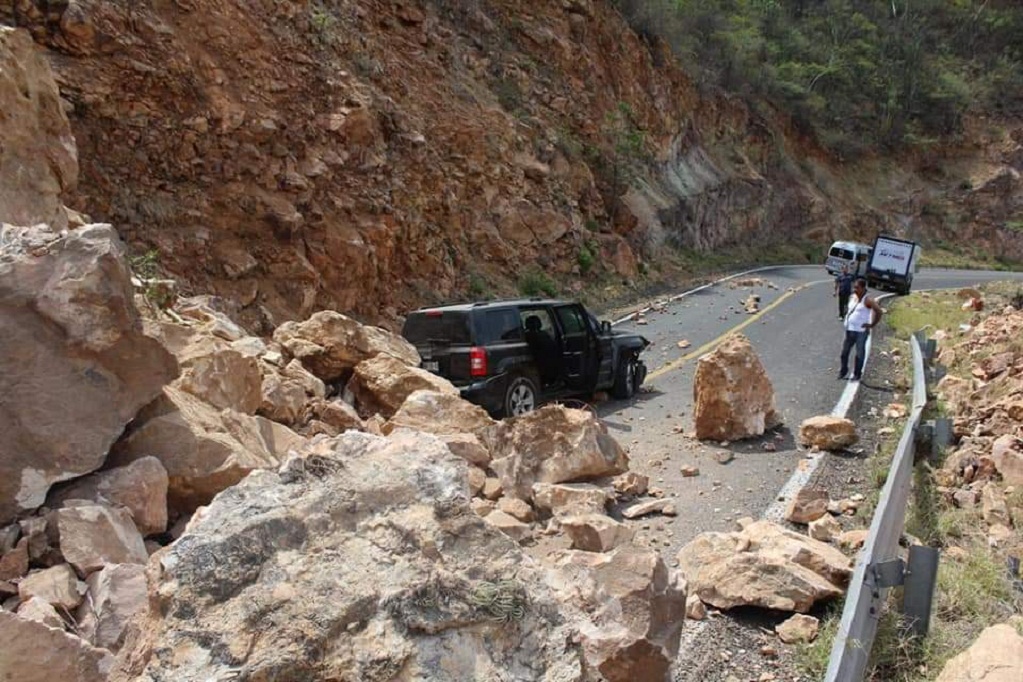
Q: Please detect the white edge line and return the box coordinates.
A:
[762,293,896,522]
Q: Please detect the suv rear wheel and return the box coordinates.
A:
[612,353,638,400]
[503,375,538,417]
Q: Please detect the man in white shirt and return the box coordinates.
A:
[839,278,883,381]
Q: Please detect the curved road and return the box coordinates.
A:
[598,267,1023,552]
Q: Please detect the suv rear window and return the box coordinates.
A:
[830,247,854,260]
[480,309,523,344]
[402,311,473,345]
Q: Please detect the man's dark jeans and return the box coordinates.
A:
[838,292,850,318]
[840,330,868,379]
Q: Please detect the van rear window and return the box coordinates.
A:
[830,247,854,260]
[402,312,472,345]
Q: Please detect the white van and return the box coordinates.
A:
[824,241,873,277]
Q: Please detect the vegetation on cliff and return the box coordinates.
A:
[616,0,1023,158]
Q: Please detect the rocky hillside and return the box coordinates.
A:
[1,0,847,330]
[4,1,1021,333]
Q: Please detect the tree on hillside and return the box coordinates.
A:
[612,0,1023,157]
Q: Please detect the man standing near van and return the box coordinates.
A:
[833,264,854,319]
[839,278,883,382]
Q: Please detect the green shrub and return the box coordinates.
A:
[517,268,558,297]
[577,244,595,273]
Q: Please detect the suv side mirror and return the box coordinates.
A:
[601,320,612,334]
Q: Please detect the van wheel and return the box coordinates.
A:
[612,354,638,400]
[503,375,538,417]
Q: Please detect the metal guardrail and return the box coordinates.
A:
[824,331,940,681]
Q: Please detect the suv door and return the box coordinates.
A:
[554,304,598,392]
[519,306,560,388]
[589,312,615,390]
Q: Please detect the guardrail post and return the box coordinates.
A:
[931,418,952,460]
[902,545,940,637]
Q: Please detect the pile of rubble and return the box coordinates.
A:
[0,219,692,680]
[932,299,1022,551]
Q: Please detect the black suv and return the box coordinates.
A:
[401,299,650,417]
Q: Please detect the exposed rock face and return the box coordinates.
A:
[677,520,851,613]
[0,610,113,682]
[799,416,858,450]
[0,223,178,523]
[693,334,779,441]
[46,457,169,536]
[111,430,588,681]
[109,387,304,515]
[0,27,77,229]
[273,311,419,381]
[546,547,686,681]
[935,623,1023,682]
[346,354,459,418]
[487,406,629,500]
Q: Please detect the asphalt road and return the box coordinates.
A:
[597,266,1023,554]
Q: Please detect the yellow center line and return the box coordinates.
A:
[647,282,822,382]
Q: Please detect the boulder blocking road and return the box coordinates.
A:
[598,266,1023,555]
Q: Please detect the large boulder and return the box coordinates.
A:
[693,334,780,441]
[17,563,85,610]
[258,359,327,426]
[16,595,65,629]
[0,611,113,682]
[384,390,496,436]
[0,28,78,230]
[173,334,263,414]
[532,482,611,517]
[0,224,178,523]
[561,514,635,552]
[545,546,686,682]
[799,416,858,450]
[0,538,29,581]
[272,310,419,381]
[109,387,305,516]
[677,519,851,613]
[109,430,587,681]
[51,504,148,575]
[785,487,830,524]
[486,406,629,500]
[935,623,1023,682]
[990,435,1023,485]
[76,563,147,652]
[346,354,459,418]
[46,457,169,536]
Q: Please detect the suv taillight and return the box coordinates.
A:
[469,346,488,377]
